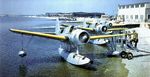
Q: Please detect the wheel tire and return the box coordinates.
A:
[120,51,127,58]
[127,53,133,60]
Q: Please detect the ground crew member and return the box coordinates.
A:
[130,30,138,48]
[126,31,132,43]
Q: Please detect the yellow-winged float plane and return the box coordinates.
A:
[10,26,128,65]
[82,20,129,45]
[83,21,128,32]
[60,22,128,45]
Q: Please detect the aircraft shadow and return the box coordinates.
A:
[138,50,150,53]
[133,53,150,58]
[83,53,108,59]
[74,63,97,71]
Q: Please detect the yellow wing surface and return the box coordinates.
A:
[61,24,94,31]
[10,29,128,41]
[112,23,127,27]
[78,27,127,32]
[90,34,127,40]
[77,27,94,31]
[61,24,127,31]
[107,28,128,31]
[10,29,67,41]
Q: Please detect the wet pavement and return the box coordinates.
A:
[122,28,150,77]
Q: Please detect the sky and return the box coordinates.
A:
[0,0,149,15]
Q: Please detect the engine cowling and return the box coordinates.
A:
[99,20,112,28]
[106,22,112,28]
[69,29,90,45]
[95,24,107,33]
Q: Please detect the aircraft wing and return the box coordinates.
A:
[77,27,94,31]
[112,23,126,26]
[10,29,67,41]
[107,28,128,31]
[61,24,94,31]
[86,22,92,25]
[43,32,56,35]
[90,34,126,40]
[61,21,83,23]
[61,24,69,27]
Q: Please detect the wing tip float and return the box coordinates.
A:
[10,29,67,41]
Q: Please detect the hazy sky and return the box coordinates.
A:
[0,0,149,15]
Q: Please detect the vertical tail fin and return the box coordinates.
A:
[55,18,60,34]
[83,18,87,27]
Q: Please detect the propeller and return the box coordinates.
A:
[70,29,90,44]
[79,32,89,43]
[101,26,108,32]
[95,25,108,33]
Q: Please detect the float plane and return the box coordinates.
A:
[10,19,129,66]
[60,20,128,45]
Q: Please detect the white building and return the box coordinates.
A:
[118,2,150,24]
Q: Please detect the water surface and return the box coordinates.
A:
[0,16,128,77]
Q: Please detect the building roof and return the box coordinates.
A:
[119,2,150,6]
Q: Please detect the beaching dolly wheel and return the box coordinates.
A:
[120,51,127,58]
[127,52,133,60]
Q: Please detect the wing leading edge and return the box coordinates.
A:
[107,28,128,31]
[10,29,67,41]
[90,34,127,40]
